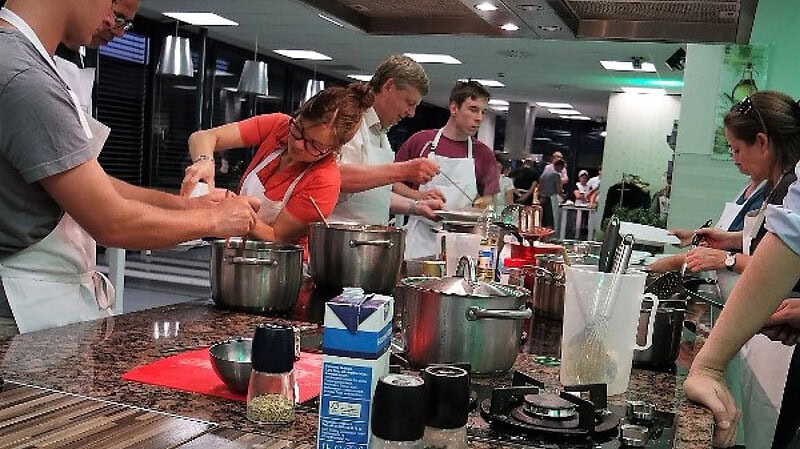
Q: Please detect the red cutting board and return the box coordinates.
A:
[122,348,322,404]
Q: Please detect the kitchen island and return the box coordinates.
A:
[0,298,713,448]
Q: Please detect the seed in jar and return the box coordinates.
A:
[247,394,295,423]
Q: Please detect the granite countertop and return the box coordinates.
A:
[0,298,714,448]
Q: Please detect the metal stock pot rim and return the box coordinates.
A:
[309,221,406,234]
[401,276,529,299]
[212,238,303,252]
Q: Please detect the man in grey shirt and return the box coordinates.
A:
[538,159,565,233]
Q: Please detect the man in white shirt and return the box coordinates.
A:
[330,55,443,225]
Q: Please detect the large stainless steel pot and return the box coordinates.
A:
[633,297,687,367]
[211,239,303,313]
[401,257,531,375]
[530,255,566,320]
[309,222,405,294]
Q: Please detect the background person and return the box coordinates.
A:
[0,0,259,336]
[181,84,375,256]
[394,80,499,259]
[329,55,443,225]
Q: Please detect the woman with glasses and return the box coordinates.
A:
[682,91,800,448]
[182,83,374,255]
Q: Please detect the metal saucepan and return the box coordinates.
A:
[401,256,531,375]
[211,239,303,313]
[633,296,687,367]
[309,222,405,294]
[530,255,566,320]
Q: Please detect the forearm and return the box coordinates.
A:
[339,163,407,193]
[188,131,219,160]
[389,192,415,215]
[111,177,191,210]
[694,233,800,370]
[393,182,422,200]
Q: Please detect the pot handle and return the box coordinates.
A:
[466,306,532,321]
[349,239,393,248]
[634,293,660,351]
[230,257,278,267]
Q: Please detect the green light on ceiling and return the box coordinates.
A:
[624,78,684,88]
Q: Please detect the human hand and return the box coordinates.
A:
[647,253,683,273]
[685,247,726,273]
[761,300,800,345]
[403,158,439,185]
[669,228,694,247]
[421,188,447,203]
[180,158,216,197]
[695,228,738,250]
[212,195,260,237]
[415,198,444,220]
[472,196,493,209]
[684,366,739,447]
[187,188,233,208]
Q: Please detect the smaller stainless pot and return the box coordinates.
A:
[211,239,303,313]
[633,297,687,367]
[530,255,566,320]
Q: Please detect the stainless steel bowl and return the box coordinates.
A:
[209,338,252,394]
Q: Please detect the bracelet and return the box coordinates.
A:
[409,200,419,215]
[193,154,214,164]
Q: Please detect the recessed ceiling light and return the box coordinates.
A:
[475,2,498,11]
[518,4,544,11]
[404,53,462,64]
[347,74,373,82]
[163,12,238,26]
[318,13,345,27]
[458,78,505,87]
[600,130,608,137]
[538,25,561,32]
[564,116,591,120]
[501,23,519,31]
[537,102,572,108]
[488,99,509,106]
[273,50,332,61]
[549,109,581,115]
[621,87,667,95]
[490,105,509,112]
[600,60,657,73]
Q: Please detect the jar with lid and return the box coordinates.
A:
[246,324,297,424]
[421,365,470,449]
[370,374,427,449]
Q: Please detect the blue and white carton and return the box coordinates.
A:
[317,288,393,449]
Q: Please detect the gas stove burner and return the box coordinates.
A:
[522,393,577,420]
[479,372,620,437]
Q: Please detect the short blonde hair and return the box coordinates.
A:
[368,55,429,96]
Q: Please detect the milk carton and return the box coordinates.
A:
[317,288,393,449]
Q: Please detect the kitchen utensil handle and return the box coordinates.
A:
[533,266,564,282]
[349,239,393,248]
[230,257,278,266]
[634,293,660,351]
[465,306,532,321]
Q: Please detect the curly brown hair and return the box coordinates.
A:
[295,82,375,146]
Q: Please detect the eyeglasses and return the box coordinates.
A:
[733,95,767,134]
[112,11,134,31]
[289,117,338,158]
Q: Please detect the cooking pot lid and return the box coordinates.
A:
[315,222,404,233]
[406,276,525,298]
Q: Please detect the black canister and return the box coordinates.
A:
[370,374,427,449]
[421,365,470,449]
[247,324,296,424]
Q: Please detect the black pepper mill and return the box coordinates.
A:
[247,323,296,424]
[421,365,470,449]
[370,374,427,449]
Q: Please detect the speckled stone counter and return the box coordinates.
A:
[0,299,713,448]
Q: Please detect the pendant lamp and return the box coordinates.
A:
[157,21,194,77]
[237,33,269,95]
[303,79,325,103]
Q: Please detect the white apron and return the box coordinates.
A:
[404,128,478,260]
[0,8,115,334]
[54,52,94,115]
[240,147,315,225]
[329,117,393,225]
[738,196,795,449]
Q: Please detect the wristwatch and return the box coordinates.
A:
[724,252,737,271]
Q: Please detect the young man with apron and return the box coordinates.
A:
[395,81,499,260]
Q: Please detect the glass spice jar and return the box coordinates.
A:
[246,323,297,424]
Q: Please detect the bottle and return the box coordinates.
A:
[495,235,515,282]
[421,366,470,449]
[732,62,758,103]
[247,324,296,424]
[370,374,427,449]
